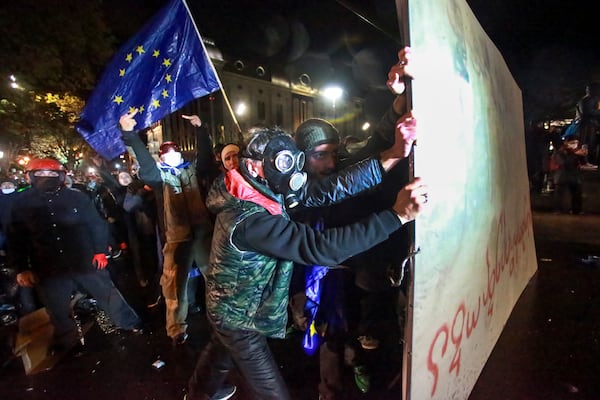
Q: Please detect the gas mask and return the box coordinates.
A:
[261,135,307,208]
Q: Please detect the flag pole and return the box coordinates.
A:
[181,0,243,138]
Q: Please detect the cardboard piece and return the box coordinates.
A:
[13,307,57,374]
[13,294,94,375]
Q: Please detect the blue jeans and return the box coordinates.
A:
[188,324,290,400]
[37,269,141,348]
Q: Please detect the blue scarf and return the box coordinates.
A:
[158,160,191,176]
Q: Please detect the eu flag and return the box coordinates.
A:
[76,0,220,160]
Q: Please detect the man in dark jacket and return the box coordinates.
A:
[575,82,600,165]
[289,47,414,398]
[8,158,142,353]
[180,127,427,400]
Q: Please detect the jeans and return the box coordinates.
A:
[37,269,141,348]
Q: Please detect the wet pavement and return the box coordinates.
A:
[1,178,600,400]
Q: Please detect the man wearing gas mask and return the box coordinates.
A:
[120,112,220,347]
[184,127,427,400]
[8,158,142,355]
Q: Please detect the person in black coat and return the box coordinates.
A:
[8,158,142,353]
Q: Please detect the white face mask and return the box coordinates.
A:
[161,152,183,167]
[1,188,15,195]
[567,143,578,149]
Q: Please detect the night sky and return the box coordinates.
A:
[140,0,598,120]
[10,0,596,121]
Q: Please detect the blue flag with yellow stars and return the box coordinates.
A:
[76,0,220,160]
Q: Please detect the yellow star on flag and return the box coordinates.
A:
[119,69,125,77]
[309,321,317,337]
[161,89,169,98]
[165,74,172,83]
[136,45,145,55]
[162,58,171,67]
[151,99,160,108]
[113,96,124,105]
[153,50,160,57]
[125,53,133,63]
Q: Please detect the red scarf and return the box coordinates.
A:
[225,169,283,215]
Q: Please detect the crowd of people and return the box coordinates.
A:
[0,47,429,400]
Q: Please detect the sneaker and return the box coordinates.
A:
[184,386,237,400]
[357,335,379,350]
[353,365,371,393]
[211,385,236,400]
[172,332,189,346]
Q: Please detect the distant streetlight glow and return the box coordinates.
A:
[361,122,370,131]
[322,86,343,120]
[235,102,247,116]
[9,74,22,90]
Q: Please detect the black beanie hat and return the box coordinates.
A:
[295,118,340,151]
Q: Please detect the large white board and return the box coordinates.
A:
[407,0,538,398]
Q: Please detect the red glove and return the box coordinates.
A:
[92,253,108,270]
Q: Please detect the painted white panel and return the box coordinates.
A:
[408,0,538,398]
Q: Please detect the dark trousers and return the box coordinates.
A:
[554,182,583,214]
[37,269,141,348]
[188,325,290,400]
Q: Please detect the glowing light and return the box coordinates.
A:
[322,86,343,120]
[235,102,247,116]
[361,122,370,131]
[322,86,343,102]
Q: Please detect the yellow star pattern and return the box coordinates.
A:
[309,321,317,337]
[112,33,183,118]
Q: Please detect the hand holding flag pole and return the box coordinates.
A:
[76,0,222,160]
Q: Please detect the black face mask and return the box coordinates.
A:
[31,176,62,193]
[261,135,307,208]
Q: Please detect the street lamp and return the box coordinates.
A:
[322,86,343,121]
